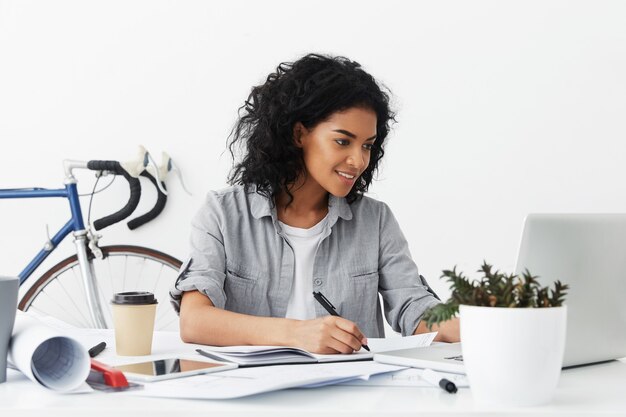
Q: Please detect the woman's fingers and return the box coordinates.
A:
[325,336,356,354]
[322,316,367,353]
[330,328,364,353]
[331,317,368,349]
[294,316,368,354]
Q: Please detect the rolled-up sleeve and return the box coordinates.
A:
[169,192,228,313]
[377,203,440,336]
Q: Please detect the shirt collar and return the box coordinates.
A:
[249,187,273,219]
[328,194,353,222]
[248,186,353,224]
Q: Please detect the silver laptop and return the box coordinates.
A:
[375,214,626,373]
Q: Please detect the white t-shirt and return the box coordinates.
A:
[280,216,328,320]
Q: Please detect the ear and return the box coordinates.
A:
[293,122,307,148]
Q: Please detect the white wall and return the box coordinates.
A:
[1,0,625,304]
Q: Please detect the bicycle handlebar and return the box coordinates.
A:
[126,171,167,230]
[86,160,141,231]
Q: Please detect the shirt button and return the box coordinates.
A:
[314,279,322,286]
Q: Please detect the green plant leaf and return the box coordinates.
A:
[422,262,569,328]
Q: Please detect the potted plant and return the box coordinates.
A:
[422,262,568,407]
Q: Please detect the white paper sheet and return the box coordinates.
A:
[367,332,438,352]
[8,311,91,392]
[133,361,406,399]
[338,367,470,387]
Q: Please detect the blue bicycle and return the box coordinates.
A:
[1,150,184,330]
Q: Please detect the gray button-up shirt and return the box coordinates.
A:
[170,185,440,337]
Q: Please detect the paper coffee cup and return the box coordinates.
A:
[111,292,157,356]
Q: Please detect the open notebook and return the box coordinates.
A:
[196,345,373,367]
[195,332,438,367]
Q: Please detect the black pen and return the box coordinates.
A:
[312,291,370,352]
[88,341,107,358]
[421,368,458,394]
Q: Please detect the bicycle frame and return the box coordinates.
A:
[0,162,107,328]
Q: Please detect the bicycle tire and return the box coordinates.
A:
[19,245,182,331]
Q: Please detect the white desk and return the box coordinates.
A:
[2,326,626,417]
[2,359,626,417]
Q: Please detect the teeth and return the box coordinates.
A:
[337,171,355,179]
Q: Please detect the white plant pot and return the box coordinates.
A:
[460,305,567,407]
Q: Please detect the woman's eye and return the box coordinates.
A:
[335,139,350,146]
[363,143,374,151]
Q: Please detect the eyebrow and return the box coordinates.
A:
[332,129,377,141]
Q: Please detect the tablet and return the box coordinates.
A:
[114,357,237,382]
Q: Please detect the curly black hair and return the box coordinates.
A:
[227,53,396,204]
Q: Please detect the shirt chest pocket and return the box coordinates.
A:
[350,269,379,283]
[332,265,379,322]
[348,268,379,304]
[224,261,265,314]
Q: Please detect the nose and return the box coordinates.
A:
[347,149,367,171]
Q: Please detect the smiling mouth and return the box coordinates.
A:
[336,171,357,184]
[337,171,355,179]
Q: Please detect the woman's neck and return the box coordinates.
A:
[275,177,329,228]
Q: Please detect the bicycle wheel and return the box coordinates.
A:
[19,245,182,331]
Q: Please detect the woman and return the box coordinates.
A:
[171,53,460,354]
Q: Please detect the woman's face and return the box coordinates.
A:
[296,107,377,198]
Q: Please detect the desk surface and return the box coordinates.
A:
[3,325,626,417]
[2,358,626,417]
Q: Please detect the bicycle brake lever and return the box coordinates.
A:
[161,152,192,196]
[145,151,168,195]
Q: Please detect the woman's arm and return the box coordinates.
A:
[414,317,460,343]
[179,290,369,354]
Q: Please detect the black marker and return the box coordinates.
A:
[88,341,107,358]
[421,368,458,394]
[312,291,370,352]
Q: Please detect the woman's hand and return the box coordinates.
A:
[290,316,368,354]
[414,317,460,343]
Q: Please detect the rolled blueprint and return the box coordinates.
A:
[8,311,90,392]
